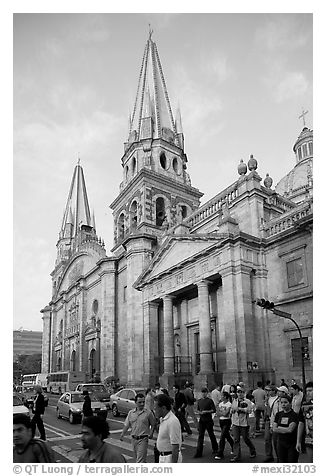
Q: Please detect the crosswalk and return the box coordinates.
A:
[49,423,224,463]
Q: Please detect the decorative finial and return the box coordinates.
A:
[77,152,80,166]
[299,107,308,127]
[264,173,273,189]
[248,154,258,171]
[238,159,247,176]
[148,24,153,40]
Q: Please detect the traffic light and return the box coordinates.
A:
[303,346,310,360]
[256,298,275,310]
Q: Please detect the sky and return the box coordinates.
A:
[12,11,313,331]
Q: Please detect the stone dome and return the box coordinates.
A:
[275,127,313,204]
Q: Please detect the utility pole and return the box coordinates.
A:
[256,299,306,390]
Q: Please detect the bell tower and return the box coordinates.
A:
[110,31,203,250]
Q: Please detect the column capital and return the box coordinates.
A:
[195,279,212,289]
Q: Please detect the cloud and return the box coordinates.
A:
[171,64,224,146]
[255,16,310,53]
[274,72,309,103]
[200,52,231,83]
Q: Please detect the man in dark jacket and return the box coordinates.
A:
[83,390,93,418]
[172,384,192,435]
[14,414,54,462]
[193,388,219,458]
[31,385,46,440]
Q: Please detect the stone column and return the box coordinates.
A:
[194,280,215,389]
[143,301,159,388]
[197,280,213,373]
[160,295,175,389]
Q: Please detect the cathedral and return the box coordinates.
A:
[41,33,313,390]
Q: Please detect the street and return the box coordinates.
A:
[32,395,310,464]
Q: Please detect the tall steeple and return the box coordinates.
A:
[111,33,203,249]
[127,30,180,147]
[55,162,103,269]
[60,163,92,239]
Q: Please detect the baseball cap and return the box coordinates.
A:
[277,385,290,394]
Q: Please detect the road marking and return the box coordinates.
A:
[44,422,73,437]
[48,434,82,442]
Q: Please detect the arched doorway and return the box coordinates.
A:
[89,349,96,380]
[70,350,76,371]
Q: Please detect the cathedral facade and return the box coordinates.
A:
[41,34,313,390]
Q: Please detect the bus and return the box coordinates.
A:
[21,373,48,391]
[47,371,85,394]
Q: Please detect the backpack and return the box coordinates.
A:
[31,439,54,462]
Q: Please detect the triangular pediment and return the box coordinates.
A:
[135,235,223,288]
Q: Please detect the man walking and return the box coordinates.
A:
[120,393,156,462]
[31,385,46,441]
[263,384,278,462]
[82,390,93,418]
[269,385,291,462]
[79,416,125,463]
[193,388,219,458]
[154,393,182,463]
[184,382,198,428]
[13,414,54,463]
[252,381,266,433]
[172,384,192,435]
[230,387,256,462]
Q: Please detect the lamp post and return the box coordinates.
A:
[256,299,306,391]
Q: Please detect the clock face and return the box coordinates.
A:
[92,299,99,315]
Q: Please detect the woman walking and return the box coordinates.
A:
[214,392,234,460]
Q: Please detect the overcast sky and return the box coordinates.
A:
[13,12,313,331]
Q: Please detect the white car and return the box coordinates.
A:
[13,393,30,416]
[56,391,108,424]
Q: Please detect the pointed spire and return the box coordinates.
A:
[128,33,177,144]
[175,106,183,133]
[91,210,96,231]
[60,163,92,239]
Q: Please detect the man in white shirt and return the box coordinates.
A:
[154,393,182,463]
[211,384,222,409]
[252,381,266,433]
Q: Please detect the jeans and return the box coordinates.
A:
[264,421,274,459]
[255,408,264,431]
[31,414,46,440]
[218,419,234,456]
[195,419,219,456]
[232,425,256,460]
[176,409,192,434]
[131,436,149,463]
[277,440,299,463]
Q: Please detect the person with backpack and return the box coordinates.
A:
[82,390,93,418]
[13,413,54,462]
[31,385,47,441]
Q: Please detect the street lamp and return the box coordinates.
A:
[256,299,306,390]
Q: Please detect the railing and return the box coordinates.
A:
[264,200,313,238]
[185,181,239,228]
[265,194,296,213]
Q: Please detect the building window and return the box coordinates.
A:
[286,258,304,287]
[291,337,309,367]
[71,350,76,371]
[160,152,167,170]
[298,147,302,160]
[123,286,127,302]
[308,141,313,156]
[156,197,166,226]
[92,300,99,315]
[302,143,308,158]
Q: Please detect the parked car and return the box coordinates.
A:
[109,388,146,417]
[75,383,111,408]
[20,386,36,408]
[13,393,30,416]
[56,391,108,424]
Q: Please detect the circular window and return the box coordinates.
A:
[92,299,99,315]
[172,157,179,174]
[160,153,167,169]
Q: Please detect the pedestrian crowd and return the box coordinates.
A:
[13,377,313,464]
